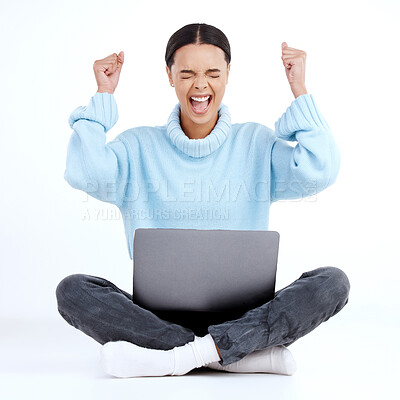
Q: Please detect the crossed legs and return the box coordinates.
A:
[56,266,350,375]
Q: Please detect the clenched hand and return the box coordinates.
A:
[94,51,124,94]
[281,43,307,98]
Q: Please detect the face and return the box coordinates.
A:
[166,43,230,132]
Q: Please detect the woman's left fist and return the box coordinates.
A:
[281,42,307,98]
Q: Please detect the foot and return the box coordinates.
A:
[100,334,221,378]
[206,345,297,375]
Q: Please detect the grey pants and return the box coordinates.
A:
[56,266,350,366]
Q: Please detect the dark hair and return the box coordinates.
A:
[165,23,231,70]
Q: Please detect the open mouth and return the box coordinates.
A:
[189,95,212,115]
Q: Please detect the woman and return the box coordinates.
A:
[56,23,350,378]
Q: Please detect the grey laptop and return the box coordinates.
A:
[132,228,279,314]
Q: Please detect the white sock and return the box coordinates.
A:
[100,334,221,378]
[171,334,221,375]
[206,345,297,375]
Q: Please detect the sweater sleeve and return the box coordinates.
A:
[270,93,340,202]
[64,92,130,207]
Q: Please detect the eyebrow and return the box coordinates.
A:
[179,68,221,74]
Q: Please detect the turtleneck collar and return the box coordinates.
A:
[166,102,231,158]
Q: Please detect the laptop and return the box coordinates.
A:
[132,228,279,316]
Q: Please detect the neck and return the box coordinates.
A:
[180,112,219,139]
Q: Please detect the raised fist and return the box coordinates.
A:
[281,43,307,97]
[94,51,124,94]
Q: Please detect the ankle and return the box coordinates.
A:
[215,342,222,358]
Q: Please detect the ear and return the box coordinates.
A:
[166,65,173,86]
[226,63,231,84]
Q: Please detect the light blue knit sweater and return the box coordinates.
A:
[65,93,340,259]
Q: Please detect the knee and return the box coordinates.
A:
[317,266,351,307]
[55,273,88,311]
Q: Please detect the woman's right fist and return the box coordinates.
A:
[94,51,124,94]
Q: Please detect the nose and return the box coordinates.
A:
[194,75,208,90]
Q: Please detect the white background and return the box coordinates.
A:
[0,0,399,398]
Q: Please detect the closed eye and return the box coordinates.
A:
[182,75,219,79]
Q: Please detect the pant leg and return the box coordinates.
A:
[55,274,195,349]
[208,266,351,366]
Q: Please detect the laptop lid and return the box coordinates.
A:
[132,228,279,313]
